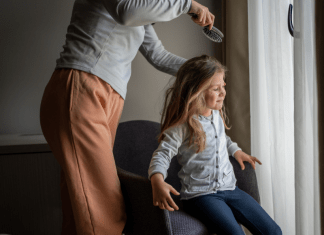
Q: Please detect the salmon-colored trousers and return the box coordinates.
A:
[40,69,126,235]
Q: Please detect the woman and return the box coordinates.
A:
[40,0,215,234]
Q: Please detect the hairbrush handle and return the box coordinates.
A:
[188,13,206,22]
[188,13,197,17]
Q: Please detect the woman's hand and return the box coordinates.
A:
[150,173,180,211]
[188,0,215,30]
[233,150,262,170]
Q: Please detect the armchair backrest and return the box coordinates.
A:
[113,120,182,191]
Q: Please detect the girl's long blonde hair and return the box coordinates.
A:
[158,55,229,153]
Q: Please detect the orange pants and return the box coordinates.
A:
[40,69,126,235]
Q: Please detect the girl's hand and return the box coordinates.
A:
[188,0,215,30]
[150,173,180,211]
[233,150,262,170]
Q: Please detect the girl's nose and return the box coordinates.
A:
[219,88,226,96]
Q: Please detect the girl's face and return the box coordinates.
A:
[201,72,226,116]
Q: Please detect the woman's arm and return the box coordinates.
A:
[139,24,187,76]
[102,0,214,27]
[102,0,192,26]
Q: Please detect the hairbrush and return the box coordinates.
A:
[188,13,224,43]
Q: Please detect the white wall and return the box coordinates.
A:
[0,0,222,135]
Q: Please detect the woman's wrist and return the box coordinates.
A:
[188,0,201,15]
[187,0,193,14]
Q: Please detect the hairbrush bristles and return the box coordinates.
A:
[188,13,224,43]
[202,26,224,43]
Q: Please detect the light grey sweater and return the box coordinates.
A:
[56,0,192,99]
[148,110,242,200]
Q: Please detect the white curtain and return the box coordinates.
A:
[247,0,320,234]
[293,0,320,234]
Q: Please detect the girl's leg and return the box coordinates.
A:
[40,69,126,235]
[183,193,245,235]
[226,187,282,235]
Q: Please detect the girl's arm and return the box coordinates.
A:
[150,173,180,211]
[225,134,242,157]
[139,24,187,76]
[225,134,262,170]
[148,125,184,180]
[233,150,262,170]
[148,125,184,211]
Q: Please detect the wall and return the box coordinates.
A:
[225,0,251,154]
[0,0,222,135]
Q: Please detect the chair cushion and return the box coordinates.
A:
[114,120,182,192]
[168,209,210,235]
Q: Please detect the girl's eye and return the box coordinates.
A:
[214,88,219,91]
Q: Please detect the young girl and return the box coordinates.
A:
[148,55,282,235]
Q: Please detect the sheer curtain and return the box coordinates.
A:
[293,0,320,234]
[247,0,320,234]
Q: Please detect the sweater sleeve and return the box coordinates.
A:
[148,125,184,180]
[139,24,187,76]
[225,134,242,157]
[102,0,192,26]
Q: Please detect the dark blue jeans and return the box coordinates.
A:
[182,187,282,235]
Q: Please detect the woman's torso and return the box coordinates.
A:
[56,0,145,99]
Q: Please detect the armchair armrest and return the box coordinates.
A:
[229,157,261,204]
[117,167,172,235]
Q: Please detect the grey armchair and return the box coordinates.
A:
[113,120,260,235]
